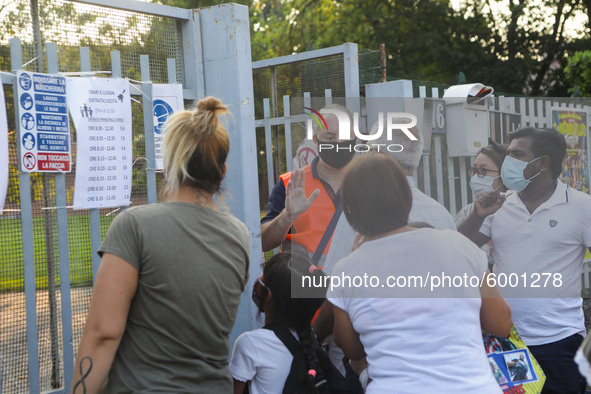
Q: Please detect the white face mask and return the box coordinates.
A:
[470,174,495,198]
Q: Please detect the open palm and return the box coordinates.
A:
[285,168,320,222]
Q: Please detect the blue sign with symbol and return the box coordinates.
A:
[20,93,33,110]
[19,73,32,90]
[153,99,174,135]
[21,113,35,130]
[22,133,35,150]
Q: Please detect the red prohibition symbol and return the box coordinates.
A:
[23,152,36,170]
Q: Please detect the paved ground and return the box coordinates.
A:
[0,287,91,393]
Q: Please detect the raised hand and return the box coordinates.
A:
[284,168,320,222]
[473,190,506,218]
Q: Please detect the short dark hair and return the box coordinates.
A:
[508,127,566,178]
[342,154,412,236]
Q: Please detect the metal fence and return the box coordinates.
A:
[1,38,171,394]
[254,77,591,217]
[1,1,184,390]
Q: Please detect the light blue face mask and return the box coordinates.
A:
[501,155,542,192]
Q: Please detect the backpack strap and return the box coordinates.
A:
[266,324,302,355]
[265,324,307,394]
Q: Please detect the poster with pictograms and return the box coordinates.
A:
[16,70,71,172]
[153,83,184,170]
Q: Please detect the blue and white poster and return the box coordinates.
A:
[0,84,8,213]
[153,83,183,169]
[66,77,132,209]
[16,70,71,172]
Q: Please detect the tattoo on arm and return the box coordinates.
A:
[73,356,93,394]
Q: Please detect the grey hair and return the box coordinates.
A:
[369,117,424,174]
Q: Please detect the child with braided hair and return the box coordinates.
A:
[230,252,328,394]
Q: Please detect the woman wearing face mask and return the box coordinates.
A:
[456,141,508,227]
[230,252,327,394]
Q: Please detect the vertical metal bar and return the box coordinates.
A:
[110,51,128,215]
[180,9,205,99]
[416,87,426,187]
[433,135,445,206]
[324,89,332,106]
[519,97,527,126]
[31,2,59,385]
[432,88,442,201]
[269,66,281,178]
[48,41,75,391]
[545,100,553,130]
[586,106,591,200]
[283,96,292,172]
[79,47,101,283]
[197,3,261,342]
[417,79,430,196]
[447,157,456,216]
[167,58,177,84]
[304,92,312,142]
[29,0,44,72]
[342,43,360,99]
[263,98,274,196]
[528,99,536,126]
[140,55,157,204]
[11,36,40,394]
[270,66,277,118]
[343,43,360,121]
[422,154,431,198]
[459,158,468,207]
[537,100,545,127]
[111,51,122,79]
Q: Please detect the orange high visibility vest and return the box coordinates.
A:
[280,164,337,255]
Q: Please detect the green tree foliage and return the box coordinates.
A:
[166,0,591,96]
[565,50,591,95]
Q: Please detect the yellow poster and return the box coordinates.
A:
[552,109,589,193]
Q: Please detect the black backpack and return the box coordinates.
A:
[266,324,363,394]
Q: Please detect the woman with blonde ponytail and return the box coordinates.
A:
[72,97,250,394]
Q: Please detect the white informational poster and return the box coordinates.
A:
[0,85,8,213]
[66,78,132,209]
[16,70,71,172]
[152,83,183,169]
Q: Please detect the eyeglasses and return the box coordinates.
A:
[471,167,499,178]
[252,277,269,306]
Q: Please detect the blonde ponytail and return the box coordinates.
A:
[163,96,230,196]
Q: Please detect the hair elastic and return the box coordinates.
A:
[308,369,317,378]
[488,137,506,159]
[308,265,318,274]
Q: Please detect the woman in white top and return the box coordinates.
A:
[230,252,327,394]
[328,153,512,394]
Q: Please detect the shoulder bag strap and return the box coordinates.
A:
[311,196,342,266]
